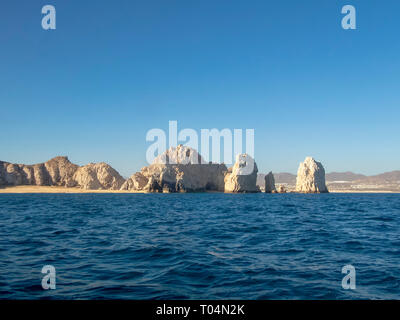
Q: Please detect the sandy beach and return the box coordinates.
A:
[0,186,143,194]
[0,186,398,194]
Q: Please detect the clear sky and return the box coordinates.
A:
[1,0,399,177]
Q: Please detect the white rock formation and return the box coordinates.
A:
[295,157,328,193]
[153,144,204,165]
[122,145,227,193]
[264,171,276,193]
[224,154,259,193]
[73,162,125,190]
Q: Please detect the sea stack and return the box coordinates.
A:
[295,157,328,193]
[264,171,276,193]
[224,154,259,193]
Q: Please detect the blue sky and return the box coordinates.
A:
[1,0,399,177]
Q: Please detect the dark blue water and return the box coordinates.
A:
[0,193,399,299]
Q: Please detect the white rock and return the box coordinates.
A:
[295,157,328,193]
[153,145,204,165]
[224,154,259,193]
[277,185,287,193]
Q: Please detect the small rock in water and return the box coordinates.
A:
[264,171,276,193]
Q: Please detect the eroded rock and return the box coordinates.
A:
[73,162,125,190]
[0,156,124,190]
[295,157,328,193]
[122,145,227,193]
[224,154,259,193]
[0,156,78,187]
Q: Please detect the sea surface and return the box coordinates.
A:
[0,193,399,300]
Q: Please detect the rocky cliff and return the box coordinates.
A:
[0,157,124,190]
[121,145,227,193]
[295,157,328,193]
[0,156,78,187]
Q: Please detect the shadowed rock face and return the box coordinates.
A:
[295,157,328,193]
[0,156,78,187]
[224,154,259,193]
[121,145,227,193]
[0,157,124,190]
[264,171,276,193]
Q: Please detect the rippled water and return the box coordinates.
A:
[0,193,399,299]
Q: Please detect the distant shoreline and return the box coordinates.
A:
[0,186,399,194]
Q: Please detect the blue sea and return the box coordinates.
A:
[0,193,399,300]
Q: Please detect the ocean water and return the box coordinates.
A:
[0,193,399,300]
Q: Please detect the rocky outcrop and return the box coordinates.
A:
[121,145,227,193]
[264,171,276,193]
[73,163,125,190]
[277,185,287,193]
[295,157,328,193]
[44,157,80,187]
[224,154,259,193]
[0,156,78,187]
[0,157,124,190]
[152,144,204,165]
[120,172,148,191]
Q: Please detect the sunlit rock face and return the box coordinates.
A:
[73,162,125,190]
[277,185,287,193]
[264,171,276,193]
[224,154,260,193]
[295,157,329,193]
[122,145,227,193]
[0,156,78,187]
[120,172,148,191]
[152,144,204,165]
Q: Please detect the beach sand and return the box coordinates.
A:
[0,186,143,194]
[0,186,398,194]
